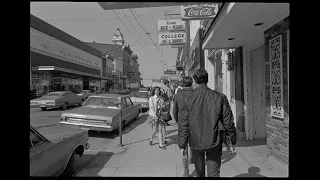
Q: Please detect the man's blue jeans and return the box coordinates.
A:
[192,143,223,177]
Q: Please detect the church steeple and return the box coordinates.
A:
[112,28,125,45]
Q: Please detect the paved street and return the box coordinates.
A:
[30,105,149,175]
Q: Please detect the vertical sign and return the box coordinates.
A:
[270,35,284,119]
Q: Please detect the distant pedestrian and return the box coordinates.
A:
[148,86,166,149]
[173,76,194,177]
[178,69,237,177]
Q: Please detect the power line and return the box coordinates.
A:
[112,10,160,64]
[43,8,176,22]
[130,9,160,52]
[121,9,156,57]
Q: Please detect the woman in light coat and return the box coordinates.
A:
[148,86,166,149]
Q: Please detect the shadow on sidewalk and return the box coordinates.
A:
[221,150,237,164]
[74,151,115,177]
[122,114,149,135]
[164,133,177,147]
[233,166,266,177]
[235,138,267,147]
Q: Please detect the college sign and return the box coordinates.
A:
[158,32,186,45]
[181,3,219,20]
[158,19,186,32]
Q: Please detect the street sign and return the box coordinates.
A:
[159,32,186,45]
[164,70,177,75]
[158,19,186,32]
[181,3,219,20]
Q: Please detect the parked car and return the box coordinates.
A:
[138,88,148,92]
[76,90,94,100]
[130,91,149,112]
[30,124,90,176]
[60,94,141,132]
[30,91,85,111]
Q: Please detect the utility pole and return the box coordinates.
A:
[164,13,190,78]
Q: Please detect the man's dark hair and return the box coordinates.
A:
[193,69,208,84]
[182,76,193,87]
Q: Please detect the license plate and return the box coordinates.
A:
[81,126,90,130]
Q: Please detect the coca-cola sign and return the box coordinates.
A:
[181,4,219,20]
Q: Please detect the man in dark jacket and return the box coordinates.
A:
[173,76,194,177]
[178,69,237,177]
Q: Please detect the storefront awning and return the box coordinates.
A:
[32,66,112,80]
[97,2,199,10]
[202,3,289,49]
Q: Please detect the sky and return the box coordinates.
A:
[30,2,181,86]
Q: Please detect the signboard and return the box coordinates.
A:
[164,70,177,75]
[30,28,102,70]
[159,32,186,45]
[158,19,186,32]
[181,4,219,20]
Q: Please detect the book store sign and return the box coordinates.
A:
[181,3,219,20]
[158,19,186,32]
[159,32,186,45]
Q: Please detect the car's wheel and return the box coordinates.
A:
[64,151,78,176]
[135,110,140,120]
[60,102,68,110]
[41,107,47,111]
[79,99,84,106]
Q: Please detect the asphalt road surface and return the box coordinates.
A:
[30,105,149,176]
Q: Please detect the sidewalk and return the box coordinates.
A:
[75,115,287,177]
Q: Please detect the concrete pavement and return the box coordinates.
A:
[75,117,287,177]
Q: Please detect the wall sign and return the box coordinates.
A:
[270,35,284,119]
[181,4,219,20]
[158,19,186,32]
[30,28,102,70]
[159,32,186,45]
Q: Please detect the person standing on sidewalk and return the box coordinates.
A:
[178,69,237,177]
[173,76,194,177]
[148,86,166,149]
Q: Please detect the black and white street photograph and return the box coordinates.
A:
[30,2,289,177]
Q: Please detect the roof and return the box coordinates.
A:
[86,42,122,60]
[30,14,102,59]
[90,93,129,99]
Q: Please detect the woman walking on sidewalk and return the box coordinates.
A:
[148,86,166,149]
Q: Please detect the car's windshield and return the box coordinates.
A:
[83,97,119,108]
[131,92,148,98]
[82,90,90,94]
[43,92,63,97]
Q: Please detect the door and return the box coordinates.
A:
[30,127,61,176]
[250,46,266,139]
[120,98,129,124]
[125,97,135,122]
[66,92,77,105]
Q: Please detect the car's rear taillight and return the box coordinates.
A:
[60,116,66,121]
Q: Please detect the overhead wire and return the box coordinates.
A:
[120,9,157,57]
[43,7,177,22]
[130,9,160,52]
[112,9,160,64]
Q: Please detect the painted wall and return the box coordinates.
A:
[30,28,102,71]
[264,16,289,176]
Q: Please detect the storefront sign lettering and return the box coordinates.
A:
[30,27,102,70]
[181,4,219,20]
[158,19,186,32]
[159,32,186,45]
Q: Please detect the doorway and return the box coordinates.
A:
[250,46,266,139]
